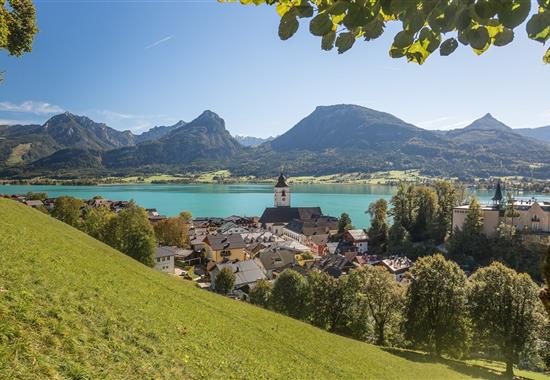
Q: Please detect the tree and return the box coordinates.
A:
[433,180,460,243]
[357,266,403,345]
[227,0,550,64]
[106,202,156,267]
[1,0,38,81]
[410,186,437,242]
[463,197,484,235]
[270,269,309,319]
[25,191,47,201]
[249,279,272,307]
[367,199,388,255]
[468,262,544,377]
[337,212,353,235]
[404,254,470,357]
[178,210,193,223]
[389,184,415,232]
[52,196,82,227]
[448,196,489,267]
[543,247,550,316]
[153,217,190,248]
[80,206,115,241]
[215,267,236,295]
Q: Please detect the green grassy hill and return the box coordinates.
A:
[0,198,547,380]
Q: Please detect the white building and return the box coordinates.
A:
[154,246,177,274]
[274,172,290,207]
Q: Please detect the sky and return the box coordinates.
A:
[1,0,549,137]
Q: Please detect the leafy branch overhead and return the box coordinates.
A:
[222,0,550,64]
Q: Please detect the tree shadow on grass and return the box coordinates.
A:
[382,348,534,380]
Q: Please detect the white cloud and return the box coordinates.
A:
[0,118,35,125]
[84,108,176,133]
[0,100,64,115]
[145,35,173,49]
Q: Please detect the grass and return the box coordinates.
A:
[6,143,32,166]
[0,198,548,379]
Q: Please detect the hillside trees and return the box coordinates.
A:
[226,0,550,64]
[81,206,115,241]
[543,247,550,316]
[249,279,272,307]
[271,269,310,319]
[215,267,236,295]
[468,262,545,377]
[404,254,469,357]
[356,265,404,345]
[153,217,190,248]
[52,196,83,227]
[105,202,156,267]
[337,212,353,235]
[367,199,388,255]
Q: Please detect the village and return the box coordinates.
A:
[4,173,550,300]
[3,173,419,297]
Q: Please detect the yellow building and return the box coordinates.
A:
[203,234,247,262]
[452,182,550,242]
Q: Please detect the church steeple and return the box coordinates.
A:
[275,172,288,188]
[492,181,503,205]
[274,172,290,207]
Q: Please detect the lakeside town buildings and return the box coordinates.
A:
[452,182,550,243]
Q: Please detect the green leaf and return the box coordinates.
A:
[493,28,514,46]
[389,46,405,58]
[278,11,299,40]
[544,47,550,64]
[468,26,490,50]
[456,9,471,30]
[526,13,550,43]
[328,1,349,16]
[321,31,336,51]
[498,0,531,29]
[440,38,458,56]
[393,30,414,49]
[406,41,429,65]
[404,12,425,34]
[363,17,385,41]
[296,4,314,19]
[309,13,333,36]
[539,0,550,10]
[335,32,355,54]
[343,4,366,29]
[458,29,469,45]
[419,27,441,53]
[474,0,498,20]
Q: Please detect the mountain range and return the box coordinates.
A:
[1,105,549,179]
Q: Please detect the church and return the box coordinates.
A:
[259,172,330,235]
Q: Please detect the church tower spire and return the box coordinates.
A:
[492,181,503,205]
[274,172,290,207]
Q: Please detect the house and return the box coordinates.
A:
[23,200,44,209]
[344,229,369,254]
[380,256,412,282]
[282,216,338,241]
[316,254,356,278]
[219,222,249,234]
[203,234,247,262]
[146,208,167,223]
[87,198,113,209]
[209,259,267,291]
[453,182,550,242]
[306,234,329,256]
[154,246,178,274]
[257,247,297,278]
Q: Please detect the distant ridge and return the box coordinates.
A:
[1,106,550,179]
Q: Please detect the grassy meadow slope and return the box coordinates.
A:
[0,198,548,380]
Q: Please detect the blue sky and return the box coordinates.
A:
[1,0,549,137]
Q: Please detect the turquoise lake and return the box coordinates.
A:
[1,183,548,228]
